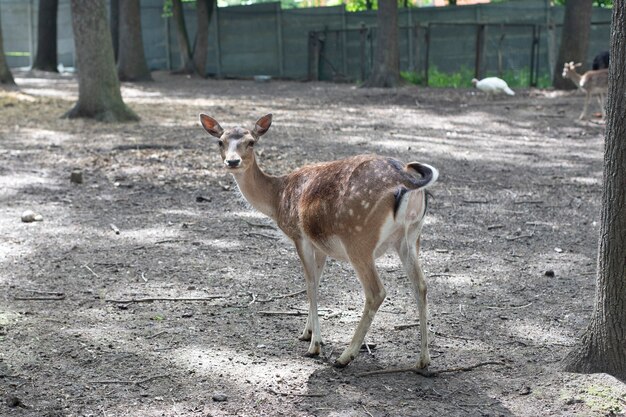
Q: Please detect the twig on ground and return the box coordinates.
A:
[487,224,504,230]
[140,272,147,282]
[486,302,532,310]
[245,231,279,240]
[155,239,187,244]
[243,219,275,229]
[394,322,419,330]
[505,232,535,241]
[362,404,374,417]
[146,331,167,339]
[267,388,326,397]
[357,360,507,378]
[429,273,453,278]
[258,310,306,316]
[463,199,489,204]
[105,295,228,304]
[253,289,306,303]
[90,375,170,388]
[513,200,543,205]
[14,295,66,301]
[83,264,99,278]
[18,288,64,296]
[109,224,120,234]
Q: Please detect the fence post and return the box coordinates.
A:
[407,8,414,72]
[342,6,348,77]
[424,23,431,86]
[275,3,284,77]
[215,6,223,77]
[529,24,541,87]
[308,31,320,81]
[359,23,366,82]
[414,23,420,75]
[474,24,485,79]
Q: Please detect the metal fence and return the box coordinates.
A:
[0,0,612,82]
[309,19,611,86]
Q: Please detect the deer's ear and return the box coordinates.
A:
[253,114,272,137]
[199,114,224,138]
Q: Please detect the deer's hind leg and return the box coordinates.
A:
[334,253,386,368]
[295,239,327,357]
[396,224,431,369]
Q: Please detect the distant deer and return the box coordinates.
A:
[200,114,439,369]
[562,61,608,120]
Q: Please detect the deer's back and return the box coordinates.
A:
[275,155,426,245]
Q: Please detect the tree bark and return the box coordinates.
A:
[65,0,138,122]
[0,7,16,86]
[553,0,593,90]
[362,0,399,88]
[117,0,152,82]
[563,3,626,381]
[110,0,119,62]
[32,0,59,72]
[193,0,215,77]
[172,0,195,74]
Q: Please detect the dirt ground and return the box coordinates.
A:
[1,70,625,417]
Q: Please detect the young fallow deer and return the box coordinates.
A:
[562,61,609,120]
[200,114,438,368]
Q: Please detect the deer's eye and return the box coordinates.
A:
[217,140,224,148]
[247,140,255,148]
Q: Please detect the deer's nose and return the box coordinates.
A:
[226,159,241,168]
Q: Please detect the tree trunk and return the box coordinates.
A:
[32,0,59,72]
[192,0,215,77]
[110,0,119,62]
[65,0,138,122]
[362,0,399,88]
[0,7,16,86]
[172,0,195,74]
[563,3,626,381]
[117,0,152,82]
[553,0,593,90]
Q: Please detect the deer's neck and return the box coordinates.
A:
[232,158,283,220]
[568,72,583,88]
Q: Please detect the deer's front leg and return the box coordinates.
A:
[295,239,326,357]
[580,92,591,120]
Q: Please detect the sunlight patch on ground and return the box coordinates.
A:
[172,346,322,388]
[508,321,575,346]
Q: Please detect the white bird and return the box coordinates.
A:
[471,77,515,96]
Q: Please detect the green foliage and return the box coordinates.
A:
[553,0,612,6]
[401,66,552,89]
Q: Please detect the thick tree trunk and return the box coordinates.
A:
[362,0,399,88]
[192,0,215,77]
[172,0,195,74]
[0,7,16,86]
[32,0,59,72]
[553,0,593,90]
[117,0,152,82]
[65,0,138,122]
[563,3,626,381]
[110,0,119,62]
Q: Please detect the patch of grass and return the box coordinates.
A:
[401,66,552,89]
[583,385,625,414]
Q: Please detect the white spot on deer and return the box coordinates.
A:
[349,209,354,216]
[355,226,362,232]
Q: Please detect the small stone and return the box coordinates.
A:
[5,396,22,408]
[544,270,555,277]
[212,393,228,402]
[21,210,43,223]
[70,169,83,184]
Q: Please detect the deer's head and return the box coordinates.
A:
[200,114,272,172]
[562,61,582,79]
